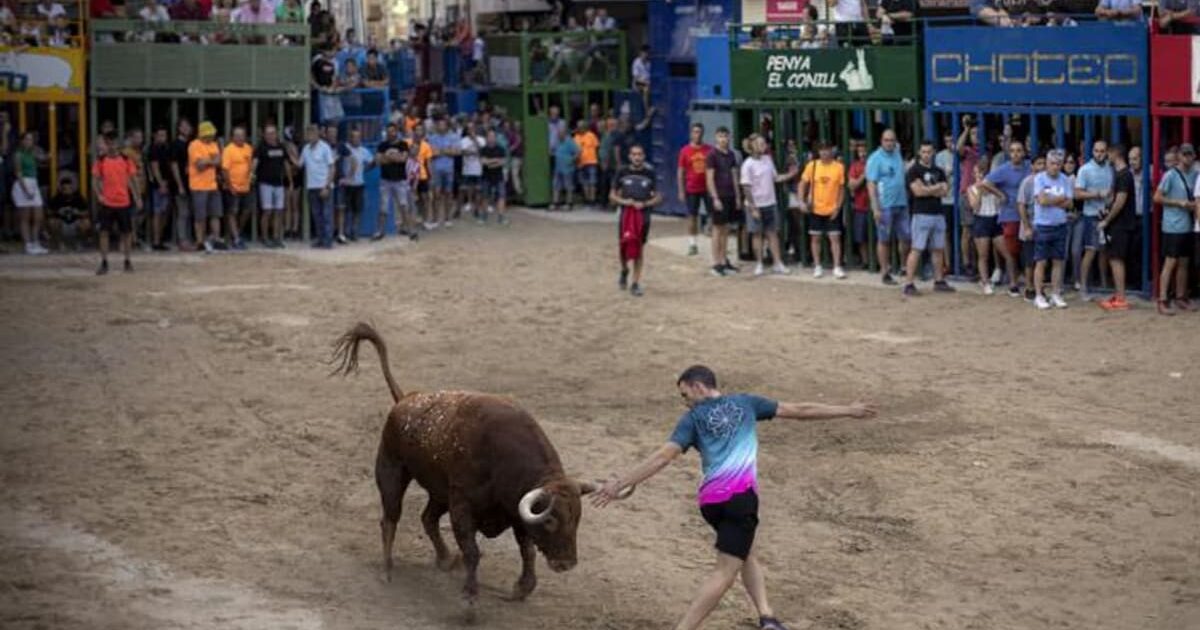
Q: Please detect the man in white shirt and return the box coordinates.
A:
[740,135,797,277]
[631,46,651,112]
[459,122,486,221]
[291,125,336,249]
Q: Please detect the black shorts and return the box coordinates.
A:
[417,180,430,195]
[699,489,759,560]
[617,206,652,244]
[98,204,132,235]
[1106,228,1135,261]
[685,193,709,217]
[807,213,842,236]
[712,197,738,226]
[1163,232,1194,259]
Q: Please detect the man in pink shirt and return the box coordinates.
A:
[233,0,276,23]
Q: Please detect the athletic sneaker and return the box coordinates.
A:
[203,239,215,254]
[233,240,248,251]
[754,263,765,277]
[981,282,995,296]
[902,283,919,296]
[630,283,644,297]
[1080,288,1094,302]
[371,231,385,241]
[444,220,454,228]
[990,268,1002,285]
[1035,294,1051,310]
[934,280,956,293]
[833,266,846,279]
[1008,285,1022,298]
[759,617,791,630]
[123,259,133,273]
[881,273,897,286]
[1050,293,1068,309]
[618,269,629,290]
[773,264,790,275]
[212,240,229,251]
[96,260,109,276]
[687,244,698,256]
[711,265,727,277]
[336,233,348,244]
[722,259,740,273]
[1024,288,1037,302]
[813,265,824,278]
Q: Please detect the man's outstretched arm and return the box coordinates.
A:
[592,442,682,508]
[776,401,877,421]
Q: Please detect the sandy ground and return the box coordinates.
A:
[1,208,1198,630]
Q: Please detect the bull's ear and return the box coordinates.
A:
[576,480,599,496]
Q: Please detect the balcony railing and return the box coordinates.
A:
[484,30,628,91]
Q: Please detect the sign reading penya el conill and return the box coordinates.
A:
[732,47,919,101]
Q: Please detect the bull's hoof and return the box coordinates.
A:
[461,598,478,625]
[506,576,536,602]
[380,570,392,584]
[437,553,463,571]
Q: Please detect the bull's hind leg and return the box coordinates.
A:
[509,526,538,601]
[421,498,460,570]
[376,448,412,583]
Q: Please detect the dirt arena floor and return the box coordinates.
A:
[1,208,1198,630]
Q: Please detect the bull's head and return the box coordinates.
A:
[517,479,632,572]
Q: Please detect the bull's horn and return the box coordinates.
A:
[518,488,554,524]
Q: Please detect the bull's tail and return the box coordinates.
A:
[330,322,404,403]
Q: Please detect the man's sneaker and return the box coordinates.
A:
[710,265,727,277]
[233,240,248,251]
[336,233,349,244]
[1080,288,1094,302]
[687,244,699,256]
[24,242,36,255]
[990,268,1003,285]
[212,240,228,251]
[203,240,215,254]
[981,282,995,296]
[1050,293,1068,309]
[618,269,629,290]
[96,260,109,276]
[833,266,846,279]
[1035,294,1052,310]
[1157,300,1175,316]
[444,220,454,228]
[630,283,644,297]
[1024,288,1037,302]
[1008,285,1022,298]
[753,263,765,277]
[813,265,824,278]
[409,231,420,241]
[881,273,897,286]
[423,222,435,231]
[1175,298,1194,312]
[722,259,740,273]
[152,243,169,252]
[773,264,790,275]
[123,259,133,273]
[932,280,956,293]
[1100,296,1130,311]
[902,283,919,297]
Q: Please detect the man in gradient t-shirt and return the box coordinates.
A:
[593,365,876,630]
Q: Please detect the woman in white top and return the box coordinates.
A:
[967,161,1003,294]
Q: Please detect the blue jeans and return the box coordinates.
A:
[876,206,911,242]
[308,188,334,246]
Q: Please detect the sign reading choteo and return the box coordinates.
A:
[730,46,920,101]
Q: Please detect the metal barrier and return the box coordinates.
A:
[924,19,1151,290]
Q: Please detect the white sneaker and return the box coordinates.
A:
[813,265,824,279]
[773,264,790,275]
[1035,294,1051,310]
[1051,293,1068,309]
[444,220,454,228]
[990,268,1002,285]
[423,222,435,230]
[982,282,995,296]
[753,263,765,277]
[32,242,49,255]
[833,266,846,279]
[24,242,36,255]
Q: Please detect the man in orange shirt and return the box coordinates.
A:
[798,140,847,279]
[410,124,434,228]
[92,135,143,275]
[574,120,600,208]
[189,121,224,253]
[220,125,254,250]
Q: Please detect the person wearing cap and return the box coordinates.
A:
[1026,149,1073,310]
[189,121,224,253]
[1152,142,1197,315]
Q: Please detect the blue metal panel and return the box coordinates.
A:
[924,23,1148,108]
[696,35,730,99]
[445,88,479,115]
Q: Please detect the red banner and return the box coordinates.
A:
[766,0,808,22]
[1151,34,1196,106]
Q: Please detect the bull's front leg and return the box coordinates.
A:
[448,499,482,623]
[509,526,538,601]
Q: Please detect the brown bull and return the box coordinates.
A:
[331,323,625,617]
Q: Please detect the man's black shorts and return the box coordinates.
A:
[417,179,430,195]
[1163,232,1194,259]
[685,192,709,217]
[98,204,132,235]
[712,196,739,227]
[1105,228,1135,261]
[617,206,652,244]
[699,489,759,560]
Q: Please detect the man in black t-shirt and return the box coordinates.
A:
[374,123,416,240]
[169,118,195,250]
[610,144,661,297]
[1099,144,1136,311]
[312,47,342,122]
[903,140,954,295]
[47,175,91,250]
[705,126,742,276]
[254,124,290,248]
[480,129,508,225]
[148,126,173,251]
